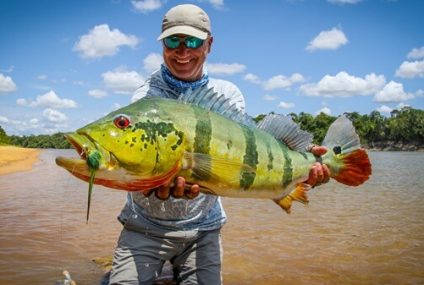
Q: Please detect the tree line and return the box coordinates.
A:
[1,106,423,150]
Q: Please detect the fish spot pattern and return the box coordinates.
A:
[133,120,184,151]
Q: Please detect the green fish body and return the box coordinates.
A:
[56,92,371,215]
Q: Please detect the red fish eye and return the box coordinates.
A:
[113,115,131,129]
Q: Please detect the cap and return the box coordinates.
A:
[157,4,211,41]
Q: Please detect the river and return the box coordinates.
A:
[0,150,423,285]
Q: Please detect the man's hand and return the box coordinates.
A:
[143,177,200,200]
[306,146,331,187]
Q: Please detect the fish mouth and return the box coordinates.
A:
[56,132,181,192]
[55,132,118,173]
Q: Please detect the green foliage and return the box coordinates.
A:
[254,107,424,147]
[3,130,71,149]
[0,125,11,145]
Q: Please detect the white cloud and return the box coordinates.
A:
[74,24,139,59]
[43,108,68,123]
[376,105,393,113]
[244,73,261,84]
[102,69,145,94]
[29,118,39,125]
[143,53,163,74]
[0,73,17,93]
[207,63,246,76]
[17,90,77,108]
[278,101,295,109]
[0,114,69,135]
[0,115,9,123]
[300,71,386,97]
[407,46,424,59]
[316,107,332,115]
[327,0,361,4]
[374,81,414,102]
[397,102,410,110]
[88,89,108,98]
[395,60,424,78]
[306,27,348,51]
[131,0,163,13]
[37,74,47,80]
[263,94,277,101]
[263,73,305,90]
[209,0,224,9]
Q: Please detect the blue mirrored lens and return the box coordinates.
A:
[164,36,204,49]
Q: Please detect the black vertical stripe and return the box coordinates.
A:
[192,107,212,181]
[266,142,274,171]
[240,127,258,190]
[280,143,293,188]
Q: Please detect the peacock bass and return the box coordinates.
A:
[56,89,371,221]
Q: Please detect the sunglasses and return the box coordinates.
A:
[163,36,205,49]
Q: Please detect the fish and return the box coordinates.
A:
[56,88,371,220]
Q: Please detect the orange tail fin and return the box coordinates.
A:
[332,148,371,186]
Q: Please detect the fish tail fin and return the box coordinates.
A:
[322,116,372,186]
[274,183,311,214]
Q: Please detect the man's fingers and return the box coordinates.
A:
[171,177,185,198]
[316,162,324,183]
[322,164,331,183]
[306,165,318,186]
[143,189,155,197]
[185,184,200,199]
[156,185,171,200]
[311,145,328,156]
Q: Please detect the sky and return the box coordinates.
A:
[0,0,423,136]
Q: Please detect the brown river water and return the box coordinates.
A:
[0,150,423,285]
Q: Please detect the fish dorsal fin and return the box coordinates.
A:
[178,87,256,128]
[257,114,313,151]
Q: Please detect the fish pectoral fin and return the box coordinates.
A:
[274,183,311,214]
[183,152,255,184]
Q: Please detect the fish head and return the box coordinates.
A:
[56,106,187,191]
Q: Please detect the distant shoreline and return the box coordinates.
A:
[0,146,41,175]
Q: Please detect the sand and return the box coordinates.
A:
[0,146,41,175]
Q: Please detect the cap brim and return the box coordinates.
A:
[157,26,208,40]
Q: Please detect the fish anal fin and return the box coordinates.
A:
[274,183,311,214]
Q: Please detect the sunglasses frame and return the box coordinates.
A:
[163,35,205,49]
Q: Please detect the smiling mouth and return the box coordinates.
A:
[175,59,191,64]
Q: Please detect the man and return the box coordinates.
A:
[109,4,329,285]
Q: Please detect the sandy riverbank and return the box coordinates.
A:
[0,146,41,175]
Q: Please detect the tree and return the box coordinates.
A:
[0,125,10,145]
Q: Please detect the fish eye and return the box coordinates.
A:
[113,114,131,129]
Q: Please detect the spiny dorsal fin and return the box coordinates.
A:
[178,87,256,128]
[257,114,313,151]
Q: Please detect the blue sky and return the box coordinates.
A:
[0,0,423,135]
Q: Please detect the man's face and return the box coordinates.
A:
[163,34,213,82]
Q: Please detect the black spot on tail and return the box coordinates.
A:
[333,146,342,154]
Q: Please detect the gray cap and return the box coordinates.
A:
[157,4,211,40]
